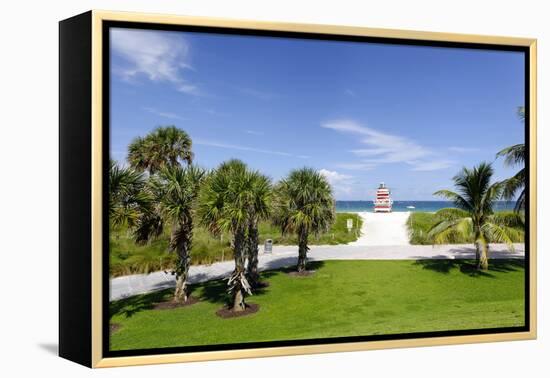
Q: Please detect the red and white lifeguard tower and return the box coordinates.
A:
[373,182,393,213]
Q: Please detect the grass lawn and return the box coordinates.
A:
[110,212,362,277]
[407,211,525,245]
[110,259,525,351]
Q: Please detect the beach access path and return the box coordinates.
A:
[348,211,410,246]
[110,242,525,301]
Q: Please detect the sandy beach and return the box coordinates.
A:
[348,211,411,246]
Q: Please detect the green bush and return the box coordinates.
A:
[110,212,362,277]
[407,211,524,245]
[110,227,233,277]
[258,212,362,245]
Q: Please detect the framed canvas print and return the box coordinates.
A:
[59,10,537,368]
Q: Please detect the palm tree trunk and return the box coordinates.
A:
[173,221,192,303]
[474,243,480,265]
[246,219,260,286]
[478,241,489,271]
[233,289,245,312]
[297,227,309,272]
[474,229,481,266]
[232,226,248,312]
[174,273,188,302]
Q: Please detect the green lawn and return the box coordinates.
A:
[110,259,525,351]
[110,212,362,277]
[407,211,525,245]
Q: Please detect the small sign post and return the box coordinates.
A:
[346,218,353,232]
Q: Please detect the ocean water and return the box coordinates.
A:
[336,200,516,213]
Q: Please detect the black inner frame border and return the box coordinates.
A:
[102,20,531,359]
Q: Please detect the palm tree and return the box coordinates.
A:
[245,172,272,287]
[198,160,257,312]
[134,165,205,302]
[496,106,526,212]
[430,162,524,270]
[109,160,149,229]
[272,168,335,272]
[127,126,193,174]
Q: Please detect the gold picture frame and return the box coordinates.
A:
[59,10,537,368]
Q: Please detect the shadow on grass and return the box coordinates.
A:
[199,261,326,307]
[414,259,524,278]
[110,289,171,319]
[111,260,328,318]
[199,272,275,307]
[271,260,326,274]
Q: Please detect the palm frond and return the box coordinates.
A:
[433,190,472,212]
[127,126,193,174]
[496,144,525,167]
[481,222,522,251]
[271,168,335,236]
[428,217,473,244]
[489,211,525,229]
[435,207,470,221]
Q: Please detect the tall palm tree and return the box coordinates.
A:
[109,160,149,229]
[430,162,524,270]
[127,126,193,174]
[198,160,257,312]
[496,106,526,212]
[245,172,272,287]
[272,168,335,272]
[134,165,205,302]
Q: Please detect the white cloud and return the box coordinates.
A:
[408,160,455,171]
[194,139,309,159]
[319,169,352,183]
[319,169,354,195]
[322,119,452,171]
[111,28,199,95]
[143,107,186,121]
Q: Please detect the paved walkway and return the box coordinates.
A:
[110,243,525,301]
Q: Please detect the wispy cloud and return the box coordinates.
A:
[143,107,186,121]
[203,109,230,117]
[322,119,453,171]
[194,139,309,159]
[238,87,277,100]
[407,160,455,171]
[319,169,354,196]
[111,28,199,95]
[334,162,376,171]
[344,89,356,97]
[245,130,264,136]
[448,146,480,153]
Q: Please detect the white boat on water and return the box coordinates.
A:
[407,206,415,209]
[373,182,393,213]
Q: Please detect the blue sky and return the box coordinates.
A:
[110,28,525,200]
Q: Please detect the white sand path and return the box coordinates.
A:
[348,211,411,246]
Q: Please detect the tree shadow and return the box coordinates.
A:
[488,259,525,272]
[271,260,326,274]
[110,289,171,319]
[110,260,328,317]
[199,275,270,307]
[414,259,524,278]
